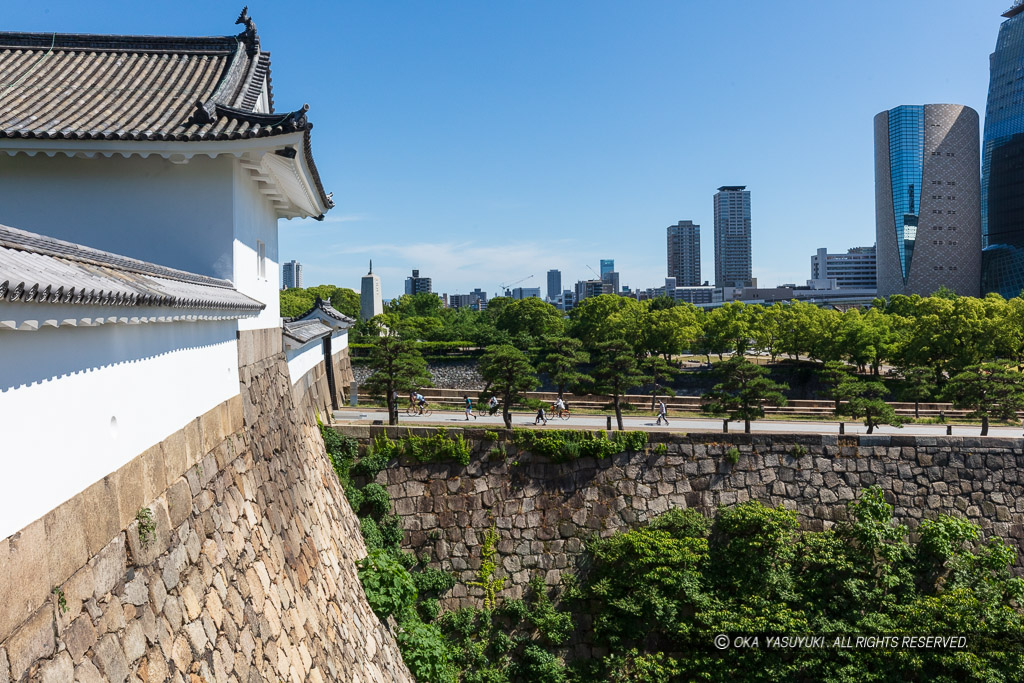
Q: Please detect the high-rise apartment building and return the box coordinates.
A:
[874,104,981,297]
[282,259,302,289]
[667,220,701,286]
[601,270,620,295]
[982,1,1024,297]
[810,247,877,290]
[404,269,432,295]
[600,259,614,277]
[713,186,752,288]
[360,260,383,320]
[546,269,561,301]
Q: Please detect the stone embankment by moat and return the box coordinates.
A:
[337,426,1024,607]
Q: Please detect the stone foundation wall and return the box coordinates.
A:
[0,330,411,682]
[339,426,1024,608]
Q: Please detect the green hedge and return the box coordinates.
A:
[511,429,648,462]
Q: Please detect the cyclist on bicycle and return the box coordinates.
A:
[550,396,566,418]
[488,395,500,416]
[414,392,427,414]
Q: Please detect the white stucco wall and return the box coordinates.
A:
[0,154,235,279]
[0,319,240,541]
[286,339,326,385]
[233,162,281,329]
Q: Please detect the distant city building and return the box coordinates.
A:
[640,277,713,305]
[810,246,877,290]
[667,220,701,286]
[575,279,605,303]
[874,104,981,297]
[510,287,541,300]
[600,259,614,277]
[404,269,432,295]
[601,270,620,294]
[714,186,752,288]
[982,2,1024,297]
[360,260,383,321]
[282,260,303,289]
[546,269,562,301]
[449,288,489,309]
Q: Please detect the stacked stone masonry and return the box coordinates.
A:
[342,426,1024,608]
[0,329,411,682]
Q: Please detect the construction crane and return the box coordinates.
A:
[499,274,534,297]
[586,264,601,280]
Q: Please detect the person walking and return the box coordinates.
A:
[464,395,477,420]
[656,399,669,426]
[535,406,547,426]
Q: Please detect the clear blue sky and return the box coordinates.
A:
[6,1,1009,298]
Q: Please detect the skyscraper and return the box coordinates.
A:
[982,1,1024,297]
[282,259,302,289]
[360,260,383,321]
[713,186,751,288]
[546,269,562,301]
[600,259,614,277]
[874,104,981,297]
[667,220,701,286]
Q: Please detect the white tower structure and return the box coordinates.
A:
[361,260,383,320]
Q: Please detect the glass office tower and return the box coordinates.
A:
[982,2,1024,297]
[874,104,981,297]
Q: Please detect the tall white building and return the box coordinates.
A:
[360,261,383,320]
[282,260,303,289]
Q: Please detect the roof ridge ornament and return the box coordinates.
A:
[235,6,259,56]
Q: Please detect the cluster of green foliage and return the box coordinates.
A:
[702,356,787,433]
[362,429,473,466]
[321,425,460,681]
[280,284,360,319]
[511,429,647,463]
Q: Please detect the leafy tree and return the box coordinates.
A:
[818,360,854,414]
[702,356,787,433]
[495,297,564,342]
[568,295,642,349]
[899,365,938,418]
[836,377,902,434]
[703,302,753,357]
[479,345,539,428]
[536,337,590,398]
[362,325,431,425]
[591,338,646,430]
[751,302,786,362]
[945,363,1024,436]
[644,304,700,360]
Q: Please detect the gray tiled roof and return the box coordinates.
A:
[0,223,263,311]
[282,319,332,345]
[0,10,332,210]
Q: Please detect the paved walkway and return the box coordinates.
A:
[333,408,1024,438]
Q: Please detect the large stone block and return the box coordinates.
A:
[43,495,88,591]
[0,518,50,644]
[80,476,121,558]
[5,606,54,681]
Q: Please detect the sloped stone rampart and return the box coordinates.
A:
[0,330,411,682]
[338,426,1024,608]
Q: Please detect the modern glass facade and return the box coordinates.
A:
[887,106,924,281]
[982,4,1024,297]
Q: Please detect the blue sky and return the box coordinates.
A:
[6,1,1008,298]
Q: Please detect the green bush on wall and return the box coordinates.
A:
[512,429,647,463]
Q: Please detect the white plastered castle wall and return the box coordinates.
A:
[232,160,281,330]
[0,317,241,541]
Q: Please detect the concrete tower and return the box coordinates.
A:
[667,220,701,286]
[713,186,752,288]
[360,260,383,321]
[874,104,981,297]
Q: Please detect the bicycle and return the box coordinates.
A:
[406,403,433,417]
[549,408,571,421]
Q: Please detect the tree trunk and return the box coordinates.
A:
[744,418,751,434]
[502,398,512,429]
[867,414,875,434]
[651,384,658,411]
[914,400,920,419]
[387,390,397,426]
[981,414,989,437]
[614,395,624,431]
